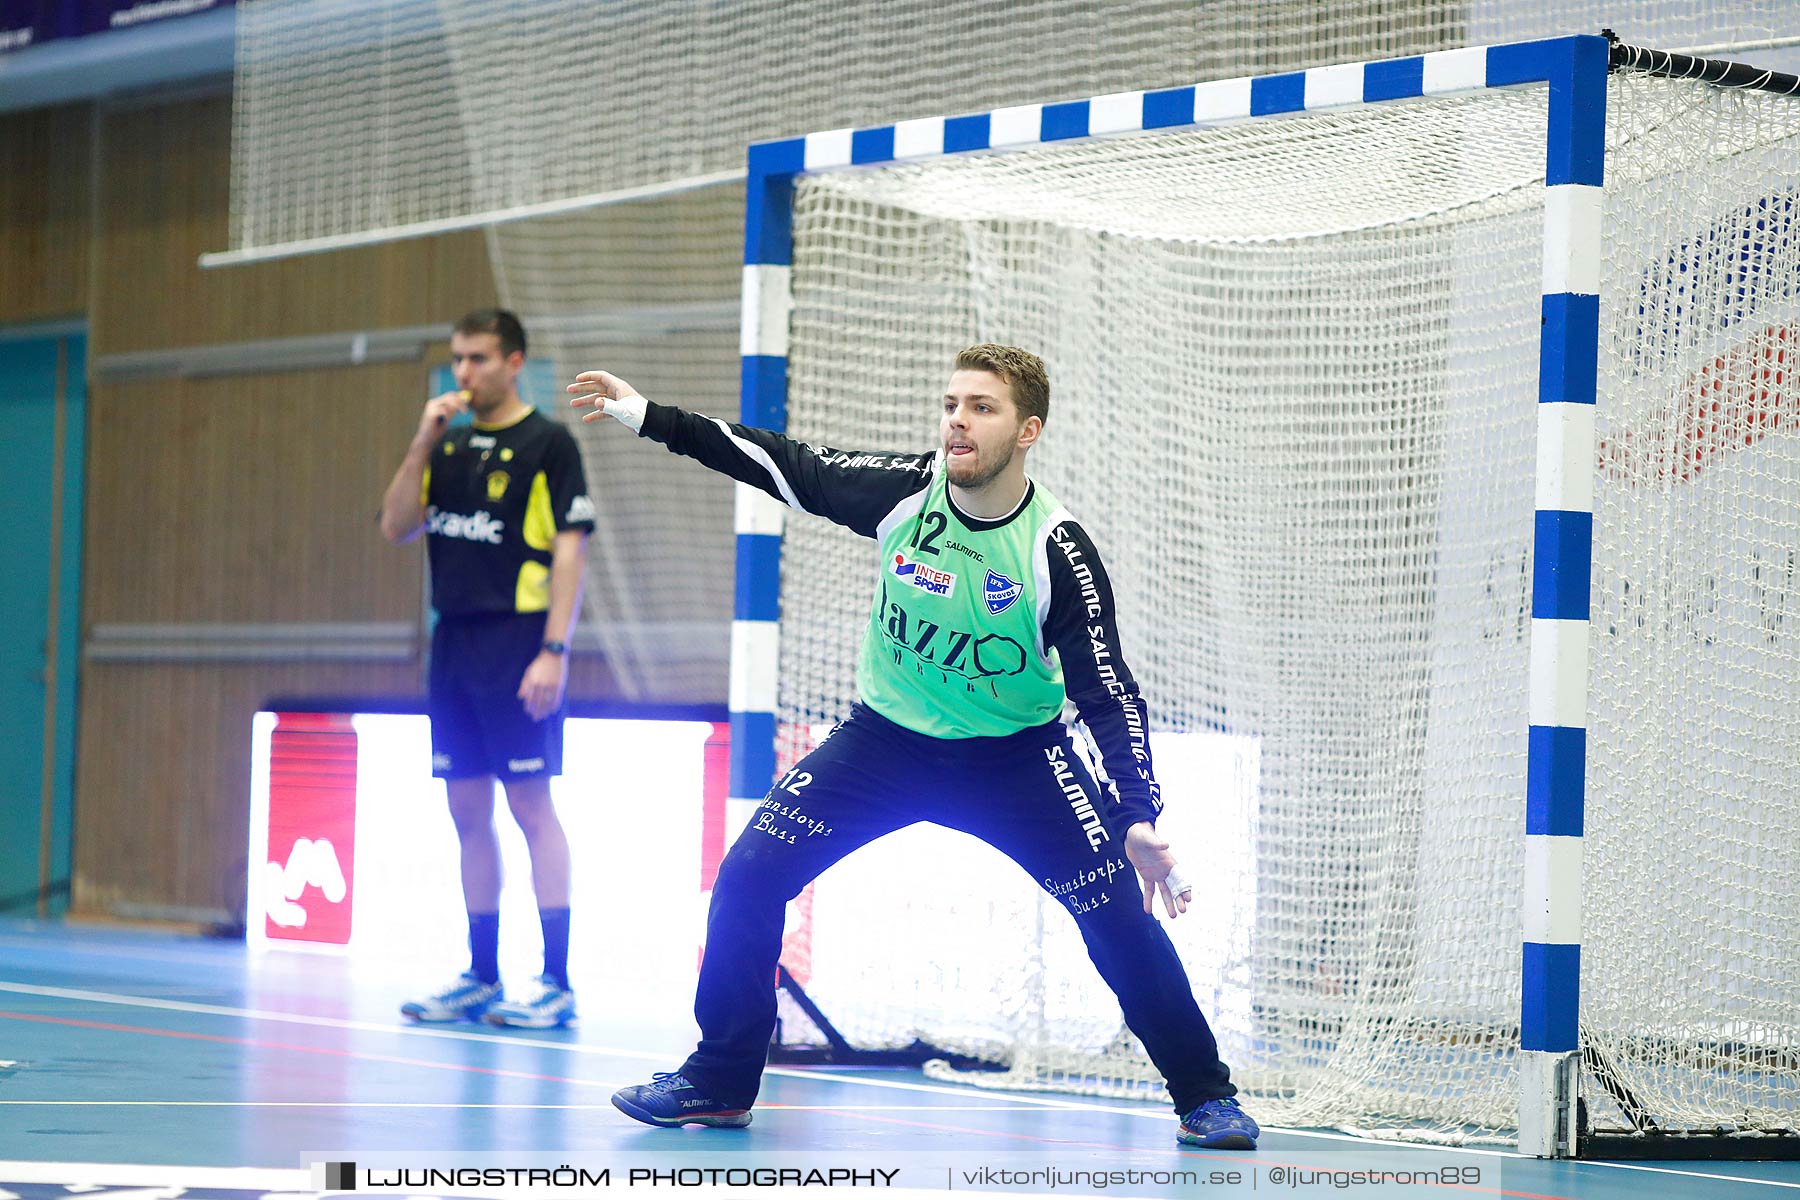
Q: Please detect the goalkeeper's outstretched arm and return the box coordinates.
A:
[569,369,931,538]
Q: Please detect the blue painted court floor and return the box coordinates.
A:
[1,918,1796,1198]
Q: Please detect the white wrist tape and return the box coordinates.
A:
[608,393,648,433]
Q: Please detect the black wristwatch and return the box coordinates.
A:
[541,639,569,656]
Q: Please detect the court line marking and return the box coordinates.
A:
[0,980,1109,1109]
[0,1160,312,1190]
[0,1009,614,1087]
[1591,1162,1800,1191]
[3,979,1796,1190]
[0,933,257,968]
[0,1101,621,1108]
[0,1100,1037,1109]
[0,1009,1212,1164]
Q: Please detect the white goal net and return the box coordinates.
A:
[221,3,1800,720]
[485,191,744,702]
[772,73,1800,1143]
[228,0,1797,254]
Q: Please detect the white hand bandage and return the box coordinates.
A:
[608,393,648,433]
[1164,867,1192,899]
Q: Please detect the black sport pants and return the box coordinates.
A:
[679,703,1236,1113]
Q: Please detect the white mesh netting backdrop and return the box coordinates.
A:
[228,0,1799,252]
[225,2,1800,710]
[772,75,1800,1142]
[485,188,744,701]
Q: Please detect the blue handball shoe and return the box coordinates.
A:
[612,1072,753,1128]
[398,972,502,1023]
[1177,1096,1260,1149]
[485,975,577,1029]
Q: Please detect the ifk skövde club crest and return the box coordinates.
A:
[985,569,1022,614]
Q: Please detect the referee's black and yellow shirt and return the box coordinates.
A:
[422,407,596,616]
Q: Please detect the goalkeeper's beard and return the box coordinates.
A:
[946,440,1016,491]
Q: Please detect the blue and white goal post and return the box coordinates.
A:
[729,33,1800,1158]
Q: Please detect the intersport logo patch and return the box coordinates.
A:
[891,551,957,598]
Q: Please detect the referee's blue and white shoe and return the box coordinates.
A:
[611,1072,753,1128]
[485,975,578,1029]
[1177,1097,1260,1149]
[399,973,503,1023]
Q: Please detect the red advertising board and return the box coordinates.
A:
[262,712,357,944]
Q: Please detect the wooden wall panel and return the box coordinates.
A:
[90,90,491,355]
[83,363,434,625]
[72,661,415,915]
[0,104,92,323]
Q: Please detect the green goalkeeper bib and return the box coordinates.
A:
[857,465,1068,738]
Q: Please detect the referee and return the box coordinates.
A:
[379,309,596,1028]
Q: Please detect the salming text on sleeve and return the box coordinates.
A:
[639,401,932,537]
[1042,518,1163,831]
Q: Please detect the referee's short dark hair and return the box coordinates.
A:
[454,309,527,358]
